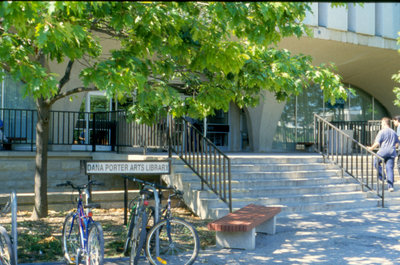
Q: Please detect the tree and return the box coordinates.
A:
[0,2,348,219]
[393,35,400,106]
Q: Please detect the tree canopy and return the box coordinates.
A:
[0,2,348,121]
[393,35,400,106]
[0,1,350,218]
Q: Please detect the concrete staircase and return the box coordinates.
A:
[163,154,381,219]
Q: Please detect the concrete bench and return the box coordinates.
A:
[207,204,281,250]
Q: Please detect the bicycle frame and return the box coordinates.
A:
[67,188,94,261]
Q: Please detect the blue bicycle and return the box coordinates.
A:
[57,180,104,265]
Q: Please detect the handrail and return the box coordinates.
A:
[314,114,386,206]
[168,116,232,213]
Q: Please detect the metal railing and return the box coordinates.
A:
[115,112,168,153]
[314,114,386,206]
[0,108,231,212]
[331,120,387,148]
[0,108,169,152]
[168,116,232,213]
[0,190,18,265]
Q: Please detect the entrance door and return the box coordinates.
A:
[73,92,114,151]
[206,110,230,152]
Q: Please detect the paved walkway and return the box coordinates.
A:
[23,205,400,265]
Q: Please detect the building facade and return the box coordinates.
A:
[229,2,400,152]
[1,3,400,153]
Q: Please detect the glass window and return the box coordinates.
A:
[272,84,389,152]
[3,74,35,109]
[0,73,36,140]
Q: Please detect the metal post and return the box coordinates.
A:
[167,114,172,158]
[92,113,96,152]
[124,177,128,225]
[11,190,18,265]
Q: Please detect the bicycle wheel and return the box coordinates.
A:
[123,198,140,256]
[62,212,81,264]
[0,226,14,265]
[87,222,104,265]
[145,218,200,265]
[129,210,148,265]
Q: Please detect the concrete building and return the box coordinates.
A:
[1,2,399,153]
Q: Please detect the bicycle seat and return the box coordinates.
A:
[85,203,101,209]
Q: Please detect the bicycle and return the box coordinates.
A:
[0,199,15,265]
[56,180,105,265]
[123,176,199,265]
[122,176,159,265]
[145,186,200,265]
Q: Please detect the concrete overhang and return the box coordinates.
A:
[277,27,400,116]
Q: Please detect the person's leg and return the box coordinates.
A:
[386,157,395,190]
[397,154,400,176]
[374,157,384,180]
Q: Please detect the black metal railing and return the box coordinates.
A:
[331,120,386,148]
[0,108,232,212]
[0,108,168,152]
[314,114,386,206]
[115,112,168,153]
[168,116,232,213]
[0,108,36,151]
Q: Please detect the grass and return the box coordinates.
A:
[0,204,216,263]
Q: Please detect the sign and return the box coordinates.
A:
[83,160,171,175]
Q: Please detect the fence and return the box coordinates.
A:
[0,108,168,152]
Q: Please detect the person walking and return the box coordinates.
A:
[368,117,399,192]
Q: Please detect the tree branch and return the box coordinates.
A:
[0,62,11,73]
[90,25,127,38]
[49,86,98,105]
[58,60,74,91]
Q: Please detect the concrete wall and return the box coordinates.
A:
[310,3,400,40]
[50,32,121,112]
[0,152,163,194]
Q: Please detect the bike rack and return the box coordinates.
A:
[142,184,161,258]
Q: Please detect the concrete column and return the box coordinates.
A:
[318,3,348,31]
[348,3,375,36]
[376,3,400,39]
[228,102,241,152]
[247,91,285,152]
[304,3,319,26]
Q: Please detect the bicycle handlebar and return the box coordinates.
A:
[123,176,169,190]
[123,176,184,196]
[56,180,104,190]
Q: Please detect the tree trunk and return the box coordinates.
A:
[31,99,50,220]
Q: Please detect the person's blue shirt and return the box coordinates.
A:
[375,127,400,157]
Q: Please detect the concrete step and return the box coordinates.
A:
[174,169,342,179]
[172,155,325,165]
[205,191,370,207]
[175,163,338,172]
[228,156,324,164]
[208,198,380,219]
[184,177,356,190]
[167,155,384,220]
